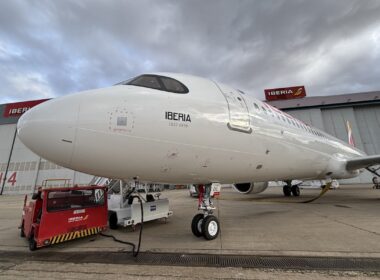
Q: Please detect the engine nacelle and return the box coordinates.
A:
[233,182,269,194]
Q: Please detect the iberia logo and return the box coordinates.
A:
[68,215,89,223]
[264,86,306,101]
[294,87,304,96]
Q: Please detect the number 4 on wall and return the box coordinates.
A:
[0,172,17,187]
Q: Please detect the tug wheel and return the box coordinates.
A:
[109,212,118,230]
[29,232,37,251]
[202,215,220,240]
[191,213,204,237]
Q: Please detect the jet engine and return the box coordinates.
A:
[233,182,269,194]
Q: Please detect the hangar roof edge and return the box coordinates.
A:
[265,91,380,110]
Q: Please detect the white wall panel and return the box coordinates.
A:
[354,106,380,155]
[0,125,16,163]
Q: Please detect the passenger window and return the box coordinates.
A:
[261,106,267,114]
[254,103,260,110]
[129,75,162,90]
[161,77,188,93]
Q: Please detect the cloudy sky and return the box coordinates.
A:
[0,0,380,103]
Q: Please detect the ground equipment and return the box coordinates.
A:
[107,180,173,229]
[20,180,108,251]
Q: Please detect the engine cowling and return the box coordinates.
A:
[233,182,269,194]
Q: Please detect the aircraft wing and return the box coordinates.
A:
[346,155,380,171]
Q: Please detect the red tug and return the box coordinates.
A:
[20,179,108,251]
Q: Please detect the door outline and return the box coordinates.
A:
[214,82,252,134]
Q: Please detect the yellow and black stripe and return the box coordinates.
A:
[50,227,102,245]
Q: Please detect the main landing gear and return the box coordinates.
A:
[283,180,300,197]
[191,184,220,240]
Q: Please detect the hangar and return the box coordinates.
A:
[1,90,379,194]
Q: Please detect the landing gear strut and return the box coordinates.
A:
[191,184,220,240]
[283,181,300,197]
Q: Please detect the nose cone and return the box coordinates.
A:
[17,95,80,167]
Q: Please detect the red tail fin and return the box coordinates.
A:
[346,120,355,147]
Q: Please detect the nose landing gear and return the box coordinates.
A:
[191,184,220,240]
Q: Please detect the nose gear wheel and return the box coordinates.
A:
[190,184,220,240]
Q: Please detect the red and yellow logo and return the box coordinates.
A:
[294,87,304,96]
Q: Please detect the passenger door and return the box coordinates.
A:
[217,83,252,133]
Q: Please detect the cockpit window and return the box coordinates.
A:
[129,75,162,90]
[124,74,189,94]
[161,76,188,93]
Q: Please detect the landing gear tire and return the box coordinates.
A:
[201,215,220,240]
[283,185,292,196]
[109,212,118,230]
[29,233,37,251]
[191,213,204,237]
[291,185,300,197]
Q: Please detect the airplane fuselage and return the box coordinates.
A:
[17,73,364,185]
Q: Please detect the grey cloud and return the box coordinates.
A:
[0,0,380,103]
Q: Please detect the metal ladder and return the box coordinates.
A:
[90,176,124,202]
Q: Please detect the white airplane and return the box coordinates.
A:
[17,73,380,240]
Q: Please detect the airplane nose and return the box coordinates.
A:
[17,95,80,167]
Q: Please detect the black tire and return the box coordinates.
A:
[29,232,37,251]
[291,185,300,197]
[20,221,25,237]
[372,177,380,189]
[283,185,291,196]
[191,213,204,237]
[109,212,118,230]
[202,215,220,240]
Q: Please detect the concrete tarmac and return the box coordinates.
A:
[0,185,380,279]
